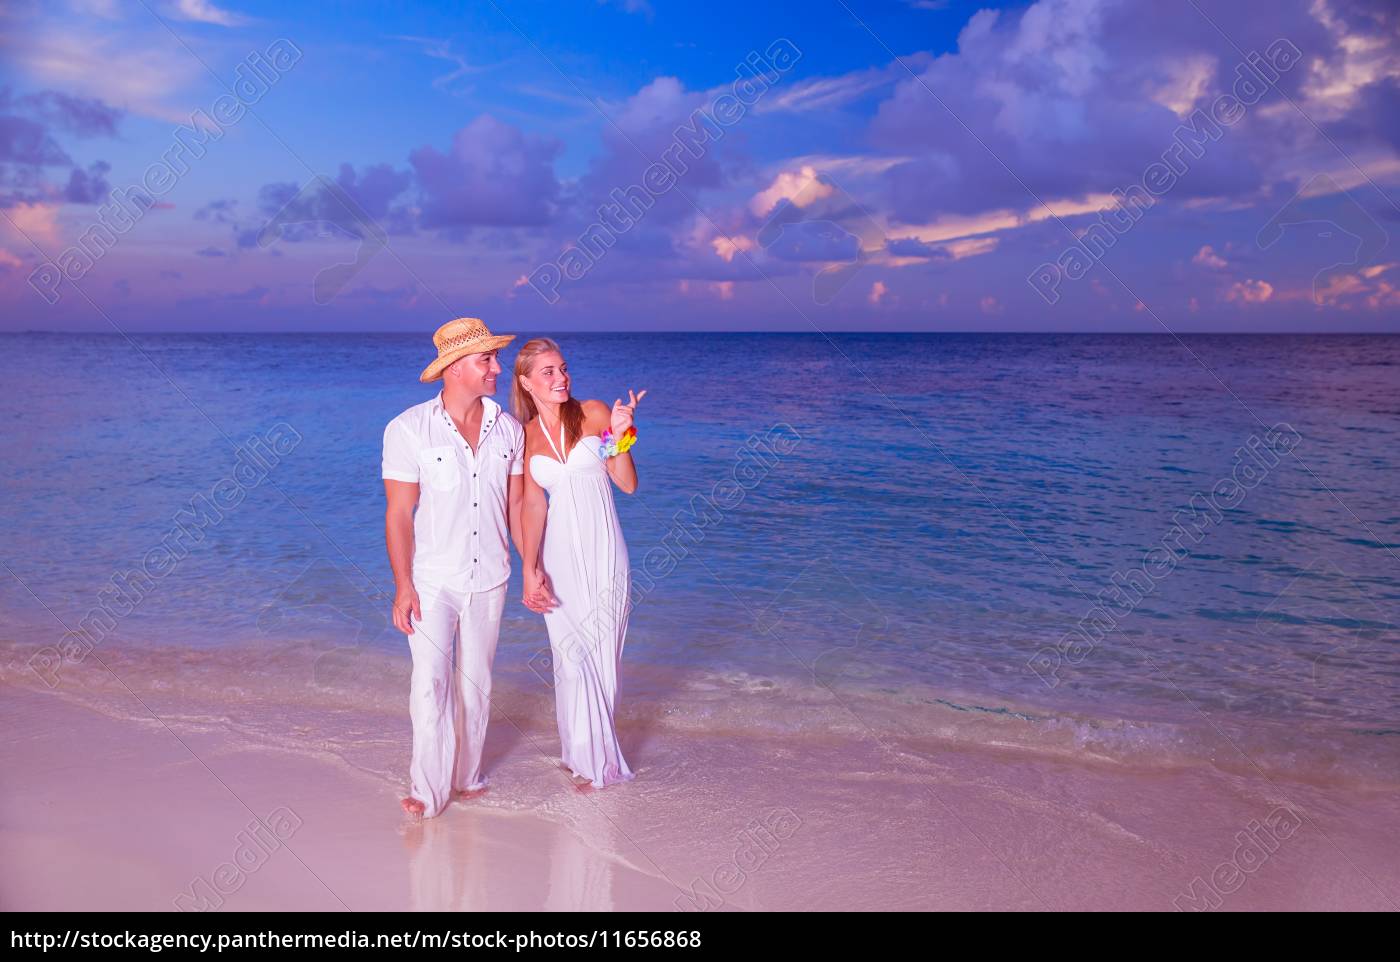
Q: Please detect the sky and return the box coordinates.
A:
[1,0,1398,333]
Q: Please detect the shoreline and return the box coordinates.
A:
[0,684,677,912]
[5,648,1400,909]
[6,635,1398,793]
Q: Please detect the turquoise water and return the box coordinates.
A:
[2,332,1398,770]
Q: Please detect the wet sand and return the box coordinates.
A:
[3,672,1397,911]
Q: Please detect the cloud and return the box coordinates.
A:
[711,233,755,262]
[0,114,70,167]
[1315,262,1400,308]
[886,236,952,259]
[754,57,934,114]
[569,76,731,234]
[762,216,861,262]
[1225,278,1274,303]
[3,88,123,138]
[750,165,835,217]
[1298,0,1400,120]
[941,236,999,260]
[866,0,1349,225]
[392,36,495,96]
[170,0,247,27]
[0,200,60,245]
[194,198,239,224]
[241,162,415,247]
[411,114,563,229]
[62,160,110,203]
[4,27,206,124]
[1326,75,1400,152]
[1149,53,1217,118]
[1192,244,1228,269]
[0,88,122,206]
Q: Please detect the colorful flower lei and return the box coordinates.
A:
[598,425,637,458]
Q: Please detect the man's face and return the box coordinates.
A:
[446,350,502,394]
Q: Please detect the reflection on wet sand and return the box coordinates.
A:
[402,799,649,911]
[544,805,619,912]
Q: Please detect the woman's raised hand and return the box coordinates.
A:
[611,388,647,436]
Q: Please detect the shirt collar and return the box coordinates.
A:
[433,391,502,438]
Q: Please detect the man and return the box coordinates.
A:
[381,317,550,819]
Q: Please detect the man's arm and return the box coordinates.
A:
[384,479,420,634]
[507,473,526,562]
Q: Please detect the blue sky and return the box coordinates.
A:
[2,0,1398,331]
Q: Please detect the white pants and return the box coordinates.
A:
[406,580,507,818]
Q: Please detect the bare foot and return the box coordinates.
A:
[452,786,488,802]
[557,763,595,792]
[401,796,426,818]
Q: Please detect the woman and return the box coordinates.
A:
[513,337,645,789]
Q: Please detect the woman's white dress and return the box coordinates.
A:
[530,420,636,787]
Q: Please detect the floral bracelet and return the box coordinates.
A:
[598,425,637,458]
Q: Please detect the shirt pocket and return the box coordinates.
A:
[419,445,460,491]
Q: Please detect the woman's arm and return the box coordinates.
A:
[585,398,639,494]
[519,434,557,612]
[521,465,548,574]
[605,447,638,494]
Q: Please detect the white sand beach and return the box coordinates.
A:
[3,638,1398,912]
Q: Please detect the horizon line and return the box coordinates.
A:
[4,328,1400,336]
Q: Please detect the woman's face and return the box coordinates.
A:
[525,350,570,405]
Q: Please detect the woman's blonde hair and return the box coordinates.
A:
[512,337,586,449]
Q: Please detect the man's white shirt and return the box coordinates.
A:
[382,392,524,592]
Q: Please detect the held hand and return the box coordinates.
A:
[611,388,647,436]
[534,567,559,612]
[392,584,421,635]
[523,567,559,614]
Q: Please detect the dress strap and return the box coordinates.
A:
[540,415,567,464]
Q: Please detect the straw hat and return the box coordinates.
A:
[419,317,516,382]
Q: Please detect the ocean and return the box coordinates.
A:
[2,331,1398,786]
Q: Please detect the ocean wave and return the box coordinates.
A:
[3,637,1396,792]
